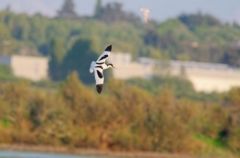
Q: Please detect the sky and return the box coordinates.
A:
[0,0,240,23]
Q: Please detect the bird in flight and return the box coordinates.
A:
[89,45,114,94]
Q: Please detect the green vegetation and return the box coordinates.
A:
[0,7,239,81]
[128,76,222,102]
[0,2,239,157]
[0,65,16,81]
[0,73,238,158]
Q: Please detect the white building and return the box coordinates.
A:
[110,53,240,93]
[109,53,154,79]
[0,55,49,81]
[168,61,240,92]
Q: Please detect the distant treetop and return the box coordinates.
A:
[57,0,78,19]
[94,0,102,18]
[178,12,222,30]
[95,2,141,23]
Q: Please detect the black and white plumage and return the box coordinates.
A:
[89,45,114,94]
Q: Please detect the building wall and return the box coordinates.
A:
[167,61,240,92]
[109,53,153,79]
[186,68,240,92]
[11,55,49,81]
[110,53,240,93]
[112,62,153,79]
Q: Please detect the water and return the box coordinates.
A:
[0,150,100,158]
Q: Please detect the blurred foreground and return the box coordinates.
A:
[0,73,239,158]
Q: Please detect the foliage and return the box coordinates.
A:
[0,65,15,81]
[128,76,195,99]
[0,5,239,157]
[95,2,141,24]
[57,0,78,19]
[49,38,66,80]
[0,10,239,81]
[61,39,98,84]
[0,74,238,158]
[179,13,222,31]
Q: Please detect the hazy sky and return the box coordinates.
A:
[0,0,240,23]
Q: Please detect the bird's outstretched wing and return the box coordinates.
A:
[89,61,95,73]
[94,68,104,94]
[96,45,112,64]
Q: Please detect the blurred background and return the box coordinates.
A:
[0,0,239,158]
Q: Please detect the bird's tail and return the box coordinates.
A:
[89,61,95,73]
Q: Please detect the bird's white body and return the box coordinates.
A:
[89,45,113,94]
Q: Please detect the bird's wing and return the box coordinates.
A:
[94,68,104,85]
[94,68,104,94]
[89,61,95,73]
[96,45,112,64]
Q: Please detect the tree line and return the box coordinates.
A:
[0,73,239,157]
[0,7,239,81]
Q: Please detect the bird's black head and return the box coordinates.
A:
[105,45,112,52]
